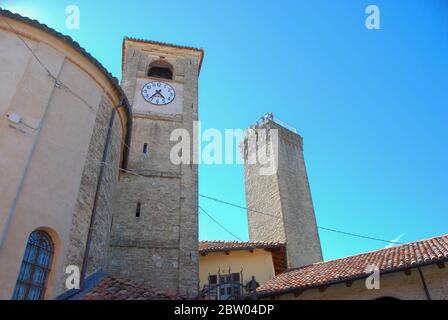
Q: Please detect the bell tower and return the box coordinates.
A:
[242,114,323,269]
[108,38,203,296]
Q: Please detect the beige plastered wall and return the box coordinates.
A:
[199,249,276,289]
[0,17,125,299]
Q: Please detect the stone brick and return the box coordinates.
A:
[64,94,122,288]
[107,41,200,296]
[243,120,323,269]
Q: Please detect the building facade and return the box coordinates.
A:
[198,241,286,300]
[256,234,448,300]
[1,9,448,301]
[0,9,131,299]
[263,264,448,300]
[106,38,203,296]
[0,9,203,300]
[242,117,323,268]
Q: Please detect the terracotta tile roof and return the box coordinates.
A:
[199,240,285,253]
[257,234,448,297]
[80,275,185,300]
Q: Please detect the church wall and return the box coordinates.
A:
[85,112,122,276]
[0,18,126,299]
[65,95,123,284]
[269,263,448,300]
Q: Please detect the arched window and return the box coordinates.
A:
[12,230,54,300]
[148,60,173,80]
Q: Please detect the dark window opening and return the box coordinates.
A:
[136,202,141,218]
[143,143,148,156]
[231,273,240,283]
[148,66,173,80]
[209,275,218,285]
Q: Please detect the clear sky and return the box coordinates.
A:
[3,0,447,261]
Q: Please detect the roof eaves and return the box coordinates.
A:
[198,241,286,254]
[122,36,204,75]
[256,255,448,298]
[55,271,108,300]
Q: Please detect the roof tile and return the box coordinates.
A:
[257,234,448,297]
[199,240,285,253]
[80,276,186,300]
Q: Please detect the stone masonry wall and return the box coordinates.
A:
[177,54,199,296]
[244,144,285,242]
[85,110,122,276]
[244,121,322,269]
[64,94,122,287]
[108,45,199,296]
[275,123,323,267]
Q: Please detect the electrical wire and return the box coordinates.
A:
[199,194,405,245]
[94,157,405,246]
[0,12,57,80]
[0,12,95,112]
[199,206,247,242]
[1,12,406,248]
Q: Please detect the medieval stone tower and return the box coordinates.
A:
[242,115,323,269]
[107,38,203,296]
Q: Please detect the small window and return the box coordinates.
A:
[143,143,148,157]
[209,275,218,285]
[148,60,173,80]
[136,202,141,217]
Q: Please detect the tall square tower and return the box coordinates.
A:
[242,115,323,269]
[108,38,203,296]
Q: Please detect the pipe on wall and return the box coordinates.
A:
[418,267,432,300]
[80,107,116,286]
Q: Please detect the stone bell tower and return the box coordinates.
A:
[242,114,323,269]
[107,38,203,296]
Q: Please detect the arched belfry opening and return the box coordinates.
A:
[147,60,173,80]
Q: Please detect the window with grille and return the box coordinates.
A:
[12,230,54,300]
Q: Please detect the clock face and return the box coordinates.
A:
[141,81,176,105]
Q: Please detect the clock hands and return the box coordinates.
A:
[149,89,165,100]
[142,82,174,105]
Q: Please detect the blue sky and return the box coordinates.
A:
[3,0,447,260]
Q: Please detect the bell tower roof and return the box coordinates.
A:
[122,37,204,75]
